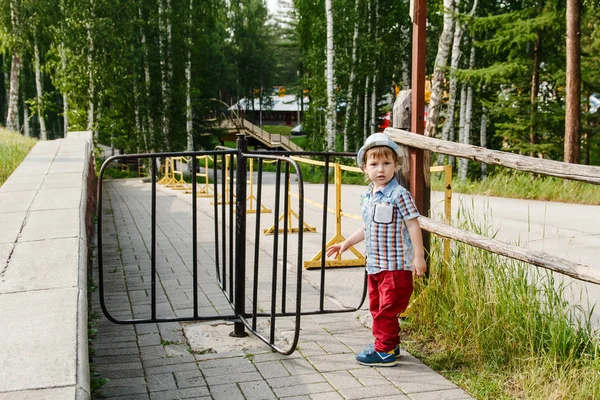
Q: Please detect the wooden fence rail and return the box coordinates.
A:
[383,127,600,285]
[419,217,600,285]
[385,127,600,185]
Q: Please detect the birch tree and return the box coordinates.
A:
[480,106,488,178]
[438,0,463,165]
[424,0,455,138]
[86,0,95,135]
[5,0,21,131]
[459,41,475,180]
[158,0,172,150]
[33,30,47,140]
[186,0,193,153]
[325,0,336,150]
[138,5,154,151]
[342,0,360,151]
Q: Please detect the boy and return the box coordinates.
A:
[326,132,427,367]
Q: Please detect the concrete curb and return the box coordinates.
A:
[0,131,95,399]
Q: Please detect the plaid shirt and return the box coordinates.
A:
[360,178,420,274]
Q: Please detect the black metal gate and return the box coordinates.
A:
[97,134,367,355]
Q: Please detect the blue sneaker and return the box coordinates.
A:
[356,347,397,367]
[358,343,401,359]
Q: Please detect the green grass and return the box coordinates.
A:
[431,169,600,205]
[0,128,38,186]
[403,206,600,399]
[261,125,293,135]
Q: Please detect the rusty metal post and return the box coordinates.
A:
[410,0,431,264]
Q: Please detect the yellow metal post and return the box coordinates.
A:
[246,158,272,214]
[429,165,452,262]
[264,173,316,235]
[185,155,214,198]
[211,155,236,205]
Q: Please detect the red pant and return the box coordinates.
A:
[368,270,413,352]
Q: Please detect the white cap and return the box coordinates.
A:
[356,133,402,168]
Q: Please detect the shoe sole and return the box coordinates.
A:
[357,360,397,367]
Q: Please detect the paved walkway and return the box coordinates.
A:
[90,177,473,400]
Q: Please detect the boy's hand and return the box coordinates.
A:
[326,242,347,258]
[412,256,427,277]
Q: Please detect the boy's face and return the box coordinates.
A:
[363,147,398,189]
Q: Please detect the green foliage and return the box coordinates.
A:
[0,128,38,186]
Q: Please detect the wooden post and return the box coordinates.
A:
[411,0,431,264]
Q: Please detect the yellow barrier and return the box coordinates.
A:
[211,155,235,205]
[158,158,175,185]
[184,155,214,198]
[263,168,316,235]
[299,160,365,269]
[166,157,190,189]
[247,159,272,214]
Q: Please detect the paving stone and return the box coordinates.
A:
[146,372,177,391]
[238,380,277,399]
[204,371,263,386]
[103,377,147,387]
[272,382,336,398]
[253,360,290,379]
[209,383,245,400]
[409,388,474,400]
[322,370,363,390]
[310,393,346,400]
[149,387,211,400]
[266,372,327,388]
[339,384,406,400]
[103,393,150,400]
[99,383,149,397]
[281,357,317,375]
[173,370,207,389]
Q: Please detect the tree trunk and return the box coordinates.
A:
[363,76,370,144]
[460,43,475,180]
[139,5,154,151]
[456,85,467,174]
[5,52,21,131]
[371,73,377,134]
[458,84,468,179]
[439,9,464,165]
[583,91,590,165]
[424,0,455,138]
[186,0,193,154]
[3,55,9,117]
[158,0,172,151]
[480,106,488,178]
[23,104,30,137]
[34,34,47,140]
[342,0,360,152]
[86,0,95,135]
[6,0,21,131]
[565,0,581,163]
[325,0,336,150]
[370,0,379,135]
[133,78,143,153]
[61,44,69,137]
[530,30,541,156]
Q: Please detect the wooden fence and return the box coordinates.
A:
[384,127,600,285]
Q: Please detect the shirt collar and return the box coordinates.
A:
[367,178,399,197]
